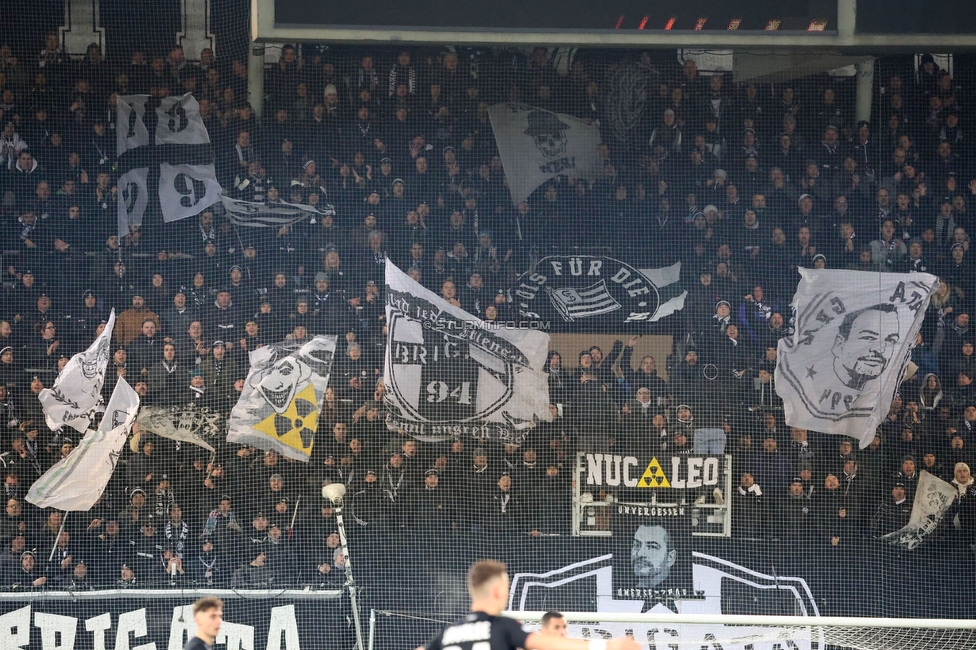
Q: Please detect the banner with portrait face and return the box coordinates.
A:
[611,504,699,604]
[775,269,938,448]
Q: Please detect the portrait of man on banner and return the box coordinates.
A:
[775,269,938,447]
[611,505,699,606]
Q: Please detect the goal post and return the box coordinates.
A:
[504,611,976,650]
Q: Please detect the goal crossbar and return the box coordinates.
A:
[504,611,976,630]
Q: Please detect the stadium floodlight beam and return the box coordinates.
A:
[322,483,365,650]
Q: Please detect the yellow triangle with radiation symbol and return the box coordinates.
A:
[636,457,670,488]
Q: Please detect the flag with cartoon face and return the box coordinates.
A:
[39,310,116,433]
[226,336,336,461]
[776,269,938,448]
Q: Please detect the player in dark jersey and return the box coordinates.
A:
[424,560,639,650]
[184,597,223,650]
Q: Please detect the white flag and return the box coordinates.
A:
[116,94,150,154]
[136,404,221,452]
[775,269,938,448]
[488,103,604,205]
[155,93,211,145]
[158,163,221,222]
[27,378,139,511]
[384,259,551,443]
[39,310,116,433]
[880,470,958,550]
[117,167,150,237]
[227,336,336,461]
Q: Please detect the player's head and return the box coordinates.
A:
[832,304,900,390]
[540,611,567,636]
[631,523,676,588]
[467,559,510,614]
[193,597,223,642]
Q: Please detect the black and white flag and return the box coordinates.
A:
[776,269,938,448]
[155,94,211,146]
[38,310,115,433]
[515,256,686,332]
[117,167,150,235]
[136,403,224,452]
[488,103,604,205]
[158,163,222,223]
[227,337,336,461]
[880,470,957,550]
[116,93,219,235]
[27,377,139,511]
[116,94,150,154]
[384,259,551,443]
[220,195,330,228]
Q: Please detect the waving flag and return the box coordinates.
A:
[384,259,551,443]
[136,404,223,452]
[880,471,958,550]
[220,195,331,228]
[776,269,938,448]
[27,378,139,511]
[488,103,604,205]
[515,257,686,330]
[227,337,336,461]
[117,93,219,236]
[39,310,115,433]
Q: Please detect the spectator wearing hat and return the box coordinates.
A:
[73,289,106,345]
[200,340,239,412]
[187,368,210,407]
[206,287,241,342]
[648,108,682,155]
[941,242,973,291]
[192,537,227,587]
[160,289,197,341]
[348,467,383,527]
[412,469,454,537]
[948,462,976,546]
[129,514,163,577]
[703,299,733,347]
[485,471,523,536]
[309,272,355,335]
[65,560,94,590]
[243,511,271,560]
[893,455,920,502]
[117,563,137,588]
[14,549,47,587]
[871,482,912,537]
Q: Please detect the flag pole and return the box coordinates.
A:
[47,512,68,562]
[288,495,301,539]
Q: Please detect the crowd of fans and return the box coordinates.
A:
[0,37,974,590]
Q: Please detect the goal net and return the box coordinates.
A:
[508,611,976,650]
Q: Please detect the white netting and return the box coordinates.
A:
[508,612,976,650]
[1,1,976,648]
